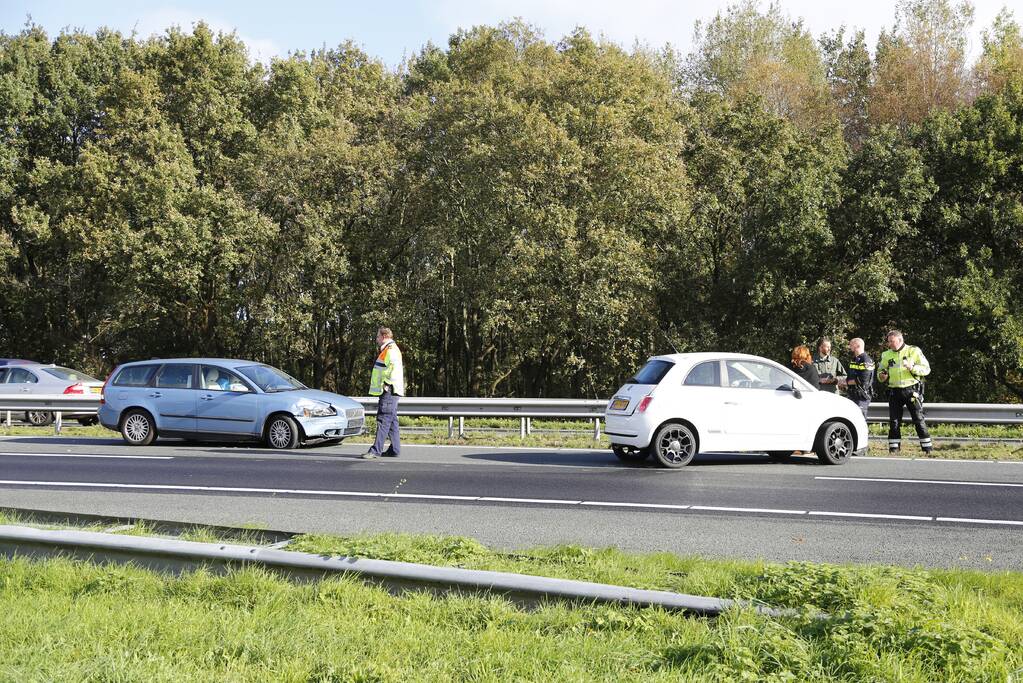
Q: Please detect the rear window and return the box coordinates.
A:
[685,361,721,387]
[42,367,100,383]
[626,360,674,385]
[112,364,159,387]
[155,364,196,389]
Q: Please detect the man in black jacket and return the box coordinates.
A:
[845,337,875,418]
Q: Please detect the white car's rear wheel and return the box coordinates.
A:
[651,423,697,469]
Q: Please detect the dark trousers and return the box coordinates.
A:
[887,385,931,450]
[370,389,401,455]
[851,397,870,419]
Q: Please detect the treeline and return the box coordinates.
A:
[1,1,1022,401]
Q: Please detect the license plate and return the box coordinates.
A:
[90,387,102,394]
[610,398,629,411]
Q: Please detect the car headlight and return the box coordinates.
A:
[295,400,337,418]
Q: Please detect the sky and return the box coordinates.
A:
[1,0,1016,67]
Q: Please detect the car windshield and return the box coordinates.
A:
[625,359,674,385]
[42,367,99,383]
[238,365,305,392]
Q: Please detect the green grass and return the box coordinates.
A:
[0,528,1021,681]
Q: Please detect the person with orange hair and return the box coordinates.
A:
[790,345,820,389]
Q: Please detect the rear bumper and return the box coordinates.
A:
[605,414,651,448]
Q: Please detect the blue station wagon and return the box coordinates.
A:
[98,359,365,449]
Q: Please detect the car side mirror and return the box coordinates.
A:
[790,382,802,399]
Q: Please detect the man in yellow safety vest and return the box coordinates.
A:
[362,327,405,459]
[877,329,932,454]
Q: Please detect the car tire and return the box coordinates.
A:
[25,411,54,427]
[612,444,649,465]
[120,409,156,446]
[265,414,300,450]
[651,423,697,469]
[814,421,853,465]
[767,451,793,461]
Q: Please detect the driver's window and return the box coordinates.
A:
[200,366,250,393]
[725,361,789,390]
[7,368,38,384]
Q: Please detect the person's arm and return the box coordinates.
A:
[836,359,846,379]
[910,347,930,378]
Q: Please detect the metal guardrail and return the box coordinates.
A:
[2,395,1022,439]
[0,524,755,615]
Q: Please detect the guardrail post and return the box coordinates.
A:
[4,411,9,427]
[526,417,532,435]
[520,417,526,439]
[54,411,63,436]
[447,417,454,439]
[593,417,601,441]
[457,416,465,438]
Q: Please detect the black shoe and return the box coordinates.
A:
[889,448,900,455]
[923,448,933,455]
[381,450,399,457]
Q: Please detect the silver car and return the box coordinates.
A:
[0,359,104,426]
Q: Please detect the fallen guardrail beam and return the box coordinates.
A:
[0,524,767,616]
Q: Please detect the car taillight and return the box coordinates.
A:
[100,372,113,404]
[637,396,653,413]
[63,382,84,395]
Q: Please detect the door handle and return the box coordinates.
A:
[19,388,31,393]
[200,395,215,401]
[723,401,739,405]
[148,392,162,398]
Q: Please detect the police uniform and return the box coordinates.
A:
[878,344,931,453]
[845,352,874,418]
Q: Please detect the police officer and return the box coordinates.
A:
[844,337,874,418]
[877,329,932,454]
[362,327,405,459]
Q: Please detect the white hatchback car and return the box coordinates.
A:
[604,353,868,468]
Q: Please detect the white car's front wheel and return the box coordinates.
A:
[651,423,697,469]
[815,421,853,465]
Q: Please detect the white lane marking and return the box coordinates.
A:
[809,511,932,521]
[0,452,172,460]
[1,479,1022,526]
[817,476,1023,488]
[690,505,806,515]
[936,517,1023,526]
[581,501,690,510]
[479,496,581,505]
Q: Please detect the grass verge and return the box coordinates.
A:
[0,523,1020,681]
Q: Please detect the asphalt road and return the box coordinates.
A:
[1,436,1021,570]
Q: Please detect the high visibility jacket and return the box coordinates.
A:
[878,344,930,389]
[369,340,404,396]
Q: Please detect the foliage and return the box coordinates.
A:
[1,7,1023,401]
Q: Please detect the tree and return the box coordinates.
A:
[683,1,835,131]
[974,8,1023,95]
[820,28,872,147]
[870,0,975,128]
